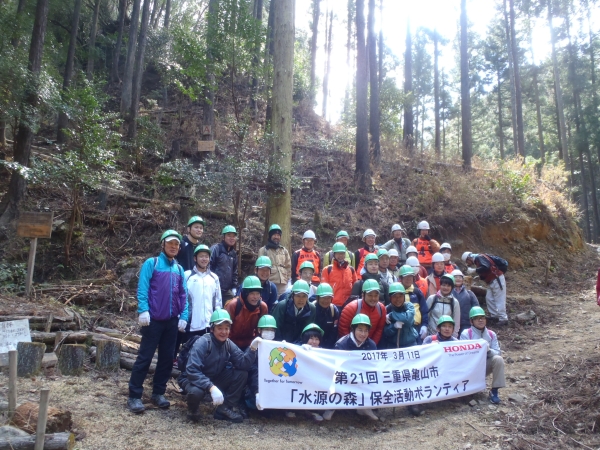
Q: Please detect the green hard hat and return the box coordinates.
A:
[399,265,415,277]
[210,309,232,325]
[292,280,310,295]
[437,315,455,327]
[364,253,379,264]
[242,275,262,291]
[258,315,277,329]
[336,230,349,240]
[255,256,272,268]
[440,273,455,287]
[332,242,347,253]
[269,224,282,234]
[193,244,211,255]
[376,248,389,258]
[299,261,315,272]
[302,323,324,337]
[362,279,380,293]
[316,283,333,297]
[160,230,182,243]
[222,225,237,235]
[469,306,486,319]
[187,215,205,227]
[388,282,406,295]
[351,313,371,327]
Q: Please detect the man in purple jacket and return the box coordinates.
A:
[127,230,189,414]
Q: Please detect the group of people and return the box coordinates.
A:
[126,217,508,424]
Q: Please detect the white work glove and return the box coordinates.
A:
[385,313,391,325]
[301,344,312,351]
[419,326,428,340]
[250,337,262,351]
[467,267,476,275]
[255,393,263,410]
[210,386,224,406]
[138,311,150,327]
[178,320,187,332]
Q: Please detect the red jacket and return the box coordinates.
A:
[415,276,428,298]
[224,296,268,348]
[355,246,377,280]
[321,260,357,307]
[338,298,386,344]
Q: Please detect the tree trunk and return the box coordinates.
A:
[322,10,333,119]
[127,0,152,141]
[10,0,28,48]
[433,30,440,157]
[0,121,5,148]
[57,344,86,376]
[112,0,126,83]
[508,0,524,157]
[343,0,353,118]
[0,0,50,224]
[548,2,569,169]
[532,66,545,164]
[367,0,380,164]
[403,18,413,154]
[86,0,101,80]
[265,0,294,253]
[203,0,218,139]
[249,0,263,119]
[264,0,276,127]
[150,0,159,27]
[495,68,505,159]
[503,0,518,157]
[460,0,472,169]
[57,0,82,144]
[95,339,121,371]
[309,0,320,103]
[164,0,171,28]
[120,0,142,115]
[378,0,383,92]
[16,341,45,377]
[355,0,370,186]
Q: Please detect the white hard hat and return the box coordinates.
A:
[391,224,403,233]
[406,256,420,267]
[303,230,317,240]
[417,221,430,230]
[451,269,464,277]
[362,229,376,239]
[431,252,445,263]
[406,245,418,254]
[461,251,472,263]
[387,249,399,257]
[440,242,452,251]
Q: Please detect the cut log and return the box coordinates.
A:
[11,401,72,434]
[57,345,85,376]
[29,323,77,332]
[93,327,141,343]
[17,342,46,377]
[95,340,120,371]
[0,432,75,449]
[0,316,73,323]
[119,355,180,378]
[41,353,57,369]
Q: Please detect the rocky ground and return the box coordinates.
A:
[1,246,599,450]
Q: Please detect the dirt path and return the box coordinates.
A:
[1,254,599,449]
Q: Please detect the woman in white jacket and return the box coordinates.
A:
[184,244,222,340]
[425,273,461,338]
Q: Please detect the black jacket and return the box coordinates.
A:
[351,272,390,305]
[272,294,316,343]
[334,334,377,351]
[176,235,196,272]
[209,241,238,292]
[312,301,340,349]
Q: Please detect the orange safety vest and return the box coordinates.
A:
[356,247,377,280]
[444,262,458,274]
[413,237,434,267]
[294,248,321,279]
[415,276,428,298]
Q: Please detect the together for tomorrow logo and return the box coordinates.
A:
[268,347,298,377]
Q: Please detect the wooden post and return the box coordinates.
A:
[57,344,85,376]
[17,341,46,377]
[8,350,17,418]
[34,389,50,450]
[26,238,38,297]
[95,339,121,371]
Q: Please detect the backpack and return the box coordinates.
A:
[177,334,231,374]
[482,254,508,275]
[429,295,455,317]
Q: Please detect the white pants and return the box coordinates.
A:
[486,275,507,321]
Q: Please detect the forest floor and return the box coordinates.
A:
[1,245,599,450]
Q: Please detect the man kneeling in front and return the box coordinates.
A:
[178,310,260,423]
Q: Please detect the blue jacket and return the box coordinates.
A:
[381,302,418,349]
[407,285,429,328]
[334,333,377,351]
[209,241,238,292]
[138,252,188,321]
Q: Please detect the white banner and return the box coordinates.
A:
[258,339,488,410]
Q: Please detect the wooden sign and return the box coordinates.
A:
[201,125,212,136]
[17,212,54,239]
[198,140,216,152]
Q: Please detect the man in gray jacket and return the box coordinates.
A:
[178,310,259,423]
[380,224,411,266]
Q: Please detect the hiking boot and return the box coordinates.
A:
[151,394,170,409]
[214,405,244,423]
[486,316,499,323]
[489,389,501,404]
[407,405,421,417]
[357,408,379,420]
[310,412,323,422]
[496,320,509,327]
[187,410,202,423]
[127,398,145,414]
[237,403,249,420]
[322,410,335,421]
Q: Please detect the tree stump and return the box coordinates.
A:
[11,402,72,434]
[57,345,85,376]
[95,340,120,371]
[16,342,45,377]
